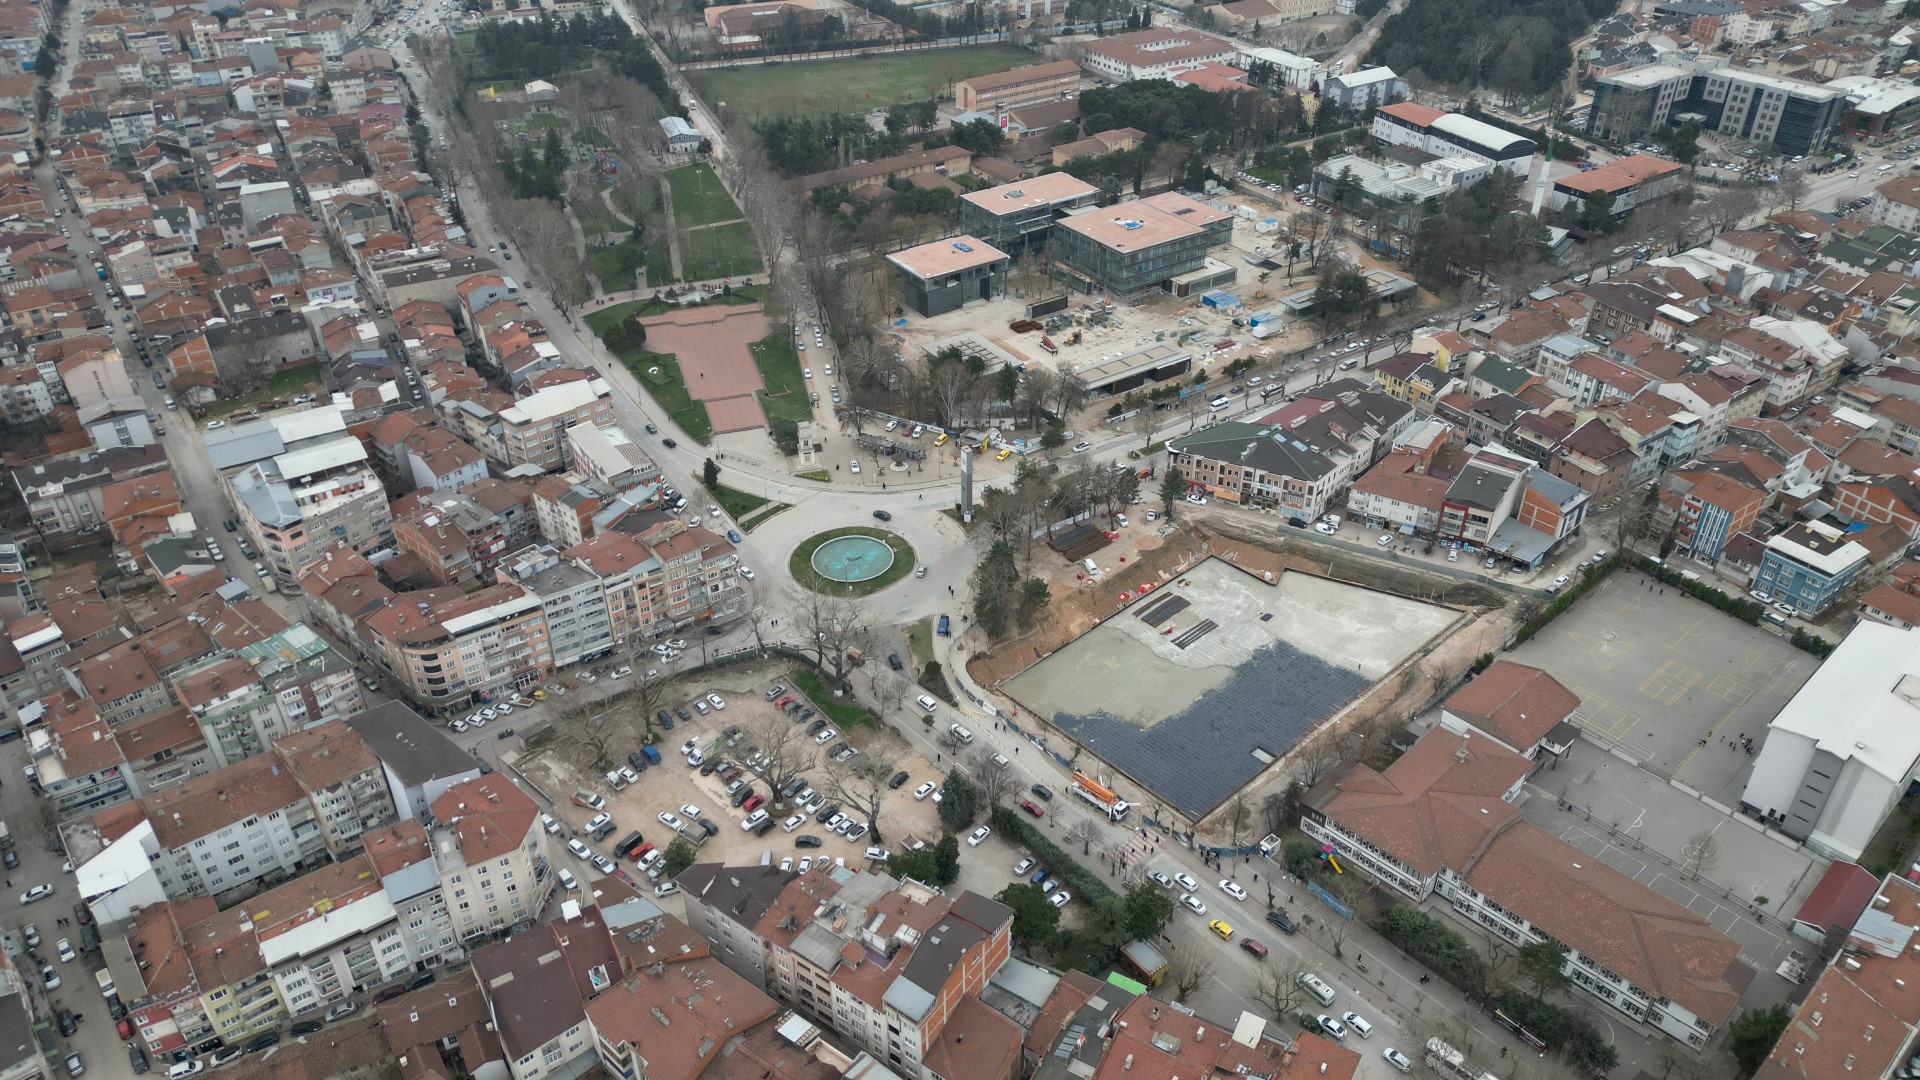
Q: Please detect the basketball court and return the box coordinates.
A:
[639,305,772,434]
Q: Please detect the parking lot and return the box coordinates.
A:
[1506,571,1814,804]
[529,670,955,890]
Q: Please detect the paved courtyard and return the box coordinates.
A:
[1003,558,1459,818]
[1516,746,1820,1010]
[1507,571,1816,805]
[639,304,771,433]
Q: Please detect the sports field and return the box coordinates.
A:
[690,44,1041,121]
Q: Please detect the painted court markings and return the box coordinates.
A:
[1637,659,1702,706]
[1566,684,1646,755]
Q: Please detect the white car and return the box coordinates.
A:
[803,367,812,379]
[1376,534,1394,547]
[1148,870,1173,889]
[738,567,756,580]
[658,812,684,831]
[495,702,514,715]
[1340,1011,1372,1039]
[590,854,616,875]
[585,812,611,833]
[19,884,51,904]
[741,809,770,831]
[1014,857,1035,876]
[1072,441,1092,453]
[1180,893,1207,916]
[448,719,468,733]
[1174,872,1199,891]
[679,803,702,819]
[707,693,726,710]
[849,460,860,473]
[55,938,74,962]
[782,813,805,832]
[1219,879,1248,901]
[1553,575,1571,589]
[1382,1048,1413,1073]
[541,813,561,834]
[885,420,899,431]
[612,667,632,680]
[967,825,991,846]
[567,839,590,859]
[913,780,936,800]
[1049,891,1071,908]
[813,727,837,744]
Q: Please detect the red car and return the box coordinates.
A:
[1019,800,1045,818]
[774,696,794,710]
[116,1018,133,1041]
[630,842,655,863]
[742,794,764,814]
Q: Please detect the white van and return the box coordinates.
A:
[1337,359,1359,371]
[1297,972,1335,1006]
[1208,395,1231,411]
[949,723,975,744]
[916,693,939,714]
[1082,556,1099,576]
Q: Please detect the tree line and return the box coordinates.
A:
[1364,0,1616,103]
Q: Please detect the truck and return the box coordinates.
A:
[1070,772,1131,820]
[94,265,107,281]
[1117,939,1169,986]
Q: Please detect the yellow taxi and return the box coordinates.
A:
[531,689,547,701]
[933,432,950,447]
[996,448,1013,462]
[1208,919,1234,941]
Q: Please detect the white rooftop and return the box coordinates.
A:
[499,379,611,425]
[274,435,368,479]
[1763,623,1920,783]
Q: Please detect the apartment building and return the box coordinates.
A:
[1665,469,1767,564]
[428,776,552,942]
[345,701,485,822]
[471,906,617,1080]
[1302,728,1744,1047]
[169,623,364,767]
[1435,448,1591,566]
[496,378,615,471]
[361,583,553,711]
[567,523,742,640]
[66,637,172,725]
[69,724,396,915]
[1752,520,1870,615]
[212,406,394,582]
[678,864,1019,1080]
[495,544,614,671]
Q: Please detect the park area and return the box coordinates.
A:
[664,164,762,282]
[689,43,1040,121]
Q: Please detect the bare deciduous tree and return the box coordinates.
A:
[969,752,1015,808]
[816,755,893,844]
[1168,949,1217,1004]
[1681,829,1721,881]
[789,586,863,683]
[1251,954,1321,1018]
[741,710,818,810]
[1065,818,1102,856]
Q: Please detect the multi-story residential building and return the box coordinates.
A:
[1548,417,1637,500]
[169,623,364,766]
[567,523,742,641]
[362,583,554,711]
[345,701,485,823]
[229,439,392,584]
[471,905,616,1080]
[1665,469,1767,564]
[496,378,615,471]
[66,637,172,725]
[1758,871,1920,1080]
[428,776,552,942]
[1869,175,1920,232]
[1436,449,1591,566]
[69,723,396,917]
[1171,382,1415,520]
[1752,520,1870,615]
[1303,728,1743,1047]
[1348,447,1452,534]
[496,544,614,671]
[677,864,1020,1080]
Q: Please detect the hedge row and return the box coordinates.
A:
[991,805,1115,906]
[1634,555,1835,659]
[1511,556,1618,647]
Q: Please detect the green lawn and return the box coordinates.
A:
[201,363,322,418]
[665,163,742,227]
[711,483,770,520]
[792,668,876,729]
[738,503,791,532]
[690,44,1040,122]
[575,124,612,147]
[591,241,647,291]
[680,222,761,279]
[904,617,934,673]
[789,527,917,597]
[747,328,811,428]
[583,302,713,444]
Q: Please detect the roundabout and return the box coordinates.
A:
[790,527,917,596]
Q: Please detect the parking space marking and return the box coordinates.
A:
[1637,659,1701,706]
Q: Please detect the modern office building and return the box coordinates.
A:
[1587,60,1847,157]
[1549,153,1686,215]
[1049,191,1234,296]
[886,236,1012,317]
[1371,102,1536,176]
[956,173,1101,252]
